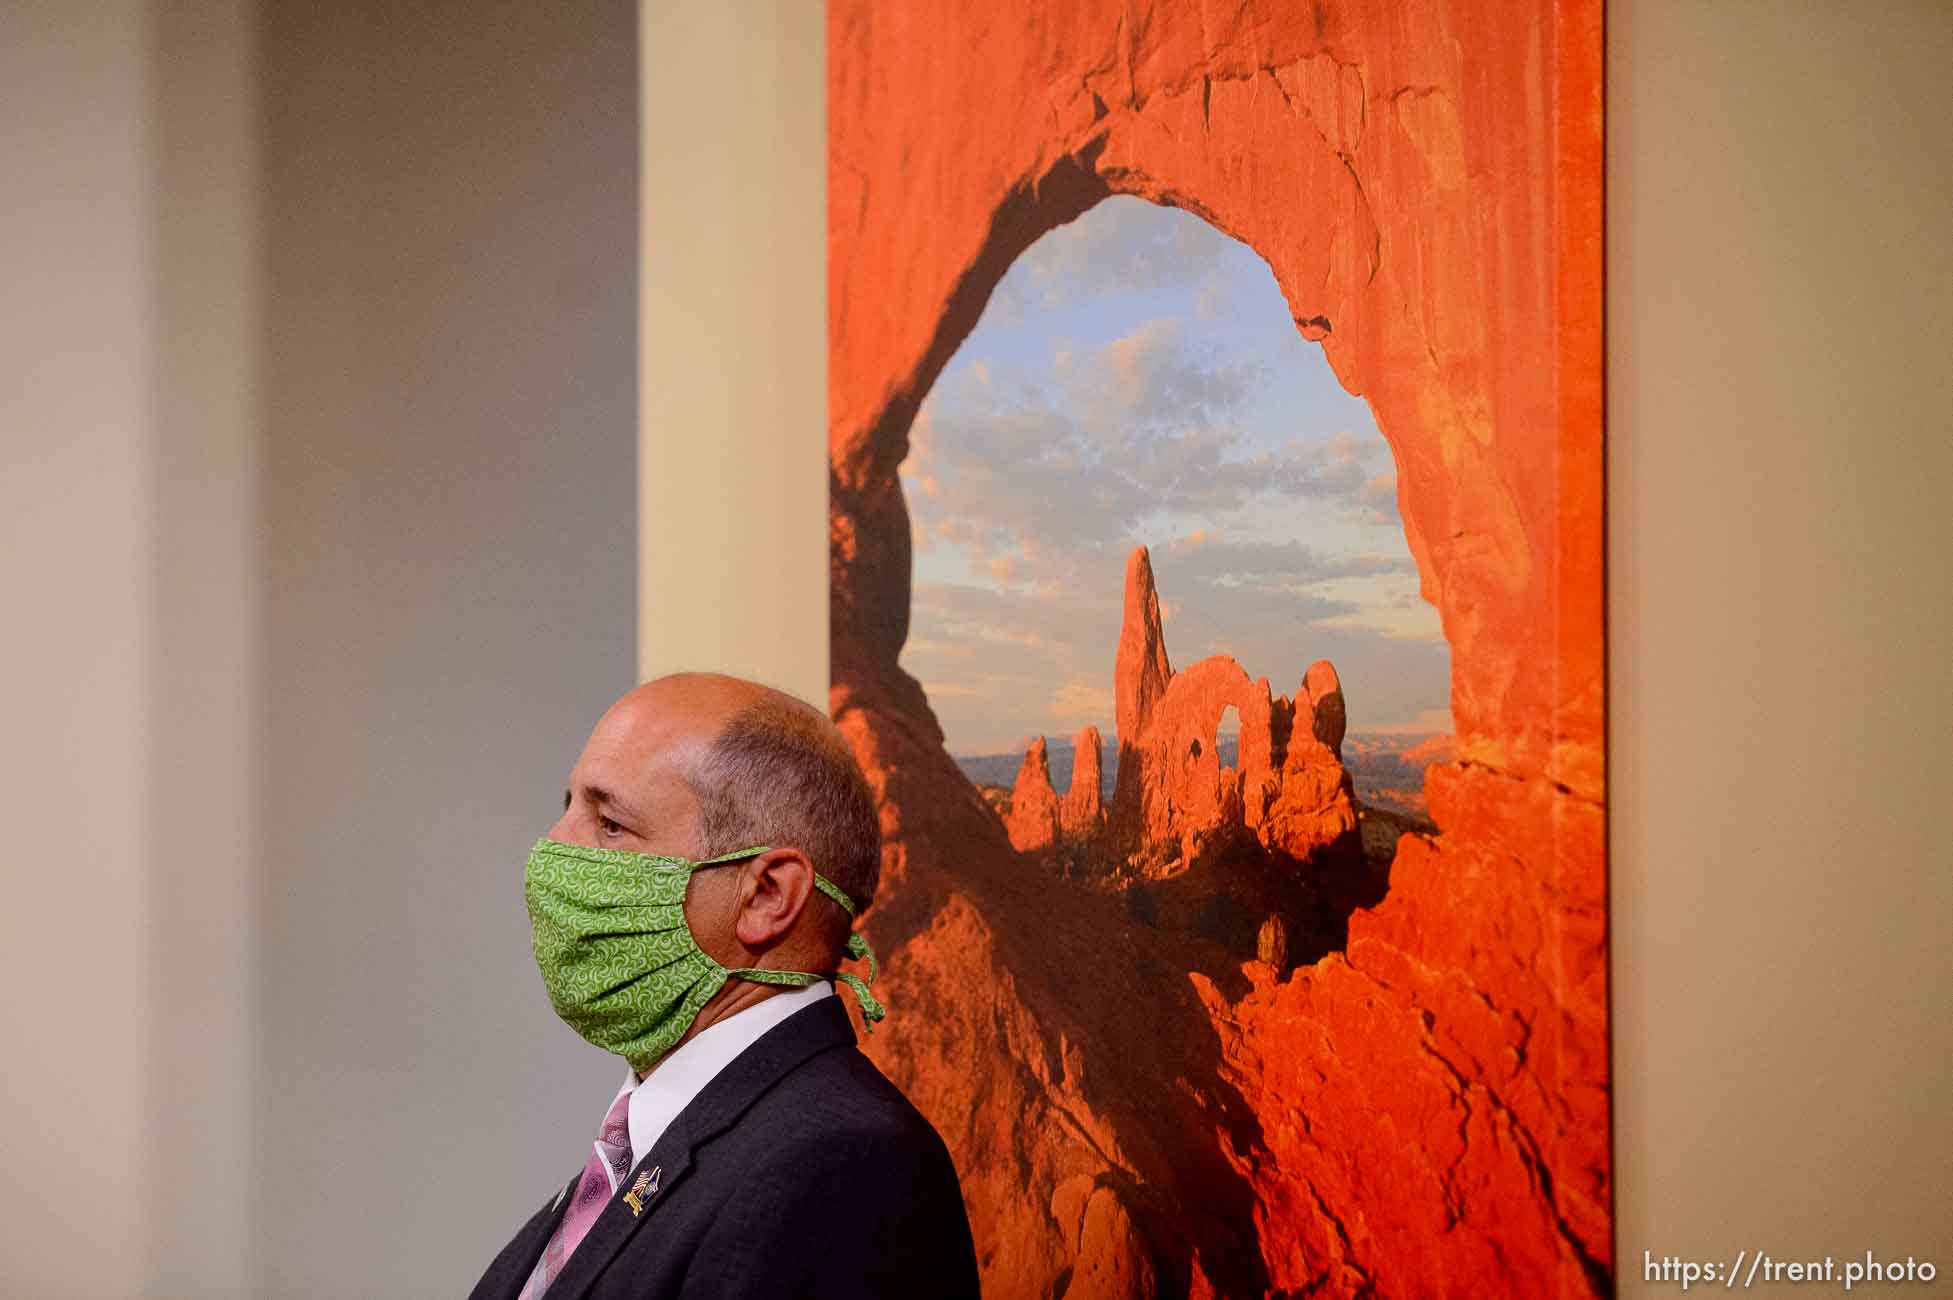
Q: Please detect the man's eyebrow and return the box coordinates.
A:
[572,784,646,823]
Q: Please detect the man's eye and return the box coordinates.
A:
[599,815,623,836]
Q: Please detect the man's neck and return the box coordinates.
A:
[636,979,786,1082]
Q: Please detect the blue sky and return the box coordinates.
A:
[899,197,1452,755]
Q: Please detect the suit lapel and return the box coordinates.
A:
[467,1170,579,1300]
[543,997,856,1300]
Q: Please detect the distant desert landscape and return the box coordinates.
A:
[953,546,1447,973]
[965,723,1451,873]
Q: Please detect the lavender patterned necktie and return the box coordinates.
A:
[518,1086,636,1299]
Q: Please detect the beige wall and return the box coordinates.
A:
[639,2,828,704]
[1609,0,1953,1285]
[2,2,639,1296]
[148,2,262,1291]
[3,0,1948,1296]
[2,6,168,1295]
[252,3,639,1295]
[1,3,266,1292]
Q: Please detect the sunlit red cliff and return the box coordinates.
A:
[827,1,1608,1295]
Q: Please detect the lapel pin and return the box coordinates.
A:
[623,1165,661,1217]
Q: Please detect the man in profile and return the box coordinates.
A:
[469,672,978,1300]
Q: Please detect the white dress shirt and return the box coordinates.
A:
[601,980,835,1169]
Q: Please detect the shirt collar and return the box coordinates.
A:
[620,980,835,1167]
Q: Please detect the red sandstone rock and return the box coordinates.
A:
[1010,727,1109,862]
[1051,1175,1157,1298]
[1114,550,1173,745]
[829,1,1606,1294]
[1127,652,1263,873]
[1107,550,1360,875]
[1110,548,1174,851]
[1259,661,1362,865]
[1060,725,1107,849]
[1073,1184,1159,1300]
[1300,660,1349,755]
[1007,736,1062,856]
[1404,733,1457,768]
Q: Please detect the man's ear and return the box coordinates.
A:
[734,848,816,950]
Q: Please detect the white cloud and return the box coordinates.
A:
[1048,675,1115,728]
[905,322,1401,604]
[896,198,1452,751]
[906,569,1450,753]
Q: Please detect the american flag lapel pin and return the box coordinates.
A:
[623,1166,660,1217]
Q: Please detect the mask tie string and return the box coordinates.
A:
[812,874,885,1033]
[692,849,887,1033]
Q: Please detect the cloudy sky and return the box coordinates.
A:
[899,197,1452,756]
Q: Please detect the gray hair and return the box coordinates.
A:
[687,692,882,965]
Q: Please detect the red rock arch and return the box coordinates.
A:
[828,3,1605,1296]
[1149,658,1271,848]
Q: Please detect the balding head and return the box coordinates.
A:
[548,672,880,970]
[679,678,883,954]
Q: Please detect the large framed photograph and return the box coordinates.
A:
[828,3,1607,1295]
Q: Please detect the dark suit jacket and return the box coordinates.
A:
[469,996,980,1300]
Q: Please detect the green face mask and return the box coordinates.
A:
[525,838,885,1072]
